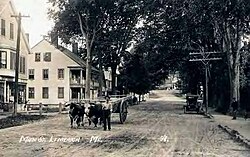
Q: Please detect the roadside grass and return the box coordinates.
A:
[0,114,48,129]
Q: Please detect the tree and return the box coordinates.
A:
[96,0,151,94]
[48,0,116,99]
[152,0,249,105]
[119,50,151,97]
[170,0,250,109]
[131,0,191,89]
[240,42,250,111]
[48,0,150,95]
[209,0,250,105]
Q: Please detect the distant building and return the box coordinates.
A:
[0,0,30,104]
[27,39,99,105]
[159,72,180,90]
[104,67,112,93]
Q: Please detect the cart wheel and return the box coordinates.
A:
[197,103,201,114]
[119,100,128,124]
[196,108,200,114]
[184,106,186,114]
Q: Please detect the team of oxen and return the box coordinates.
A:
[66,102,105,128]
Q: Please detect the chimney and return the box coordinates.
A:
[72,42,78,55]
[50,31,58,47]
[25,33,29,43]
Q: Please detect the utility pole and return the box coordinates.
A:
[189,51,222,114]
[205,63,209,114]
[11,13,29,116]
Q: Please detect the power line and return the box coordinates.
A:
[189,52,222,55]
[189,58,222,62]
[189,51,222,114]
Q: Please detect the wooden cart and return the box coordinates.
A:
[81,95,133,124]
[110,95,133,124]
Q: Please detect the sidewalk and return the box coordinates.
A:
[0,111,63,120]
[0,112,12,120]
[210,109,250,142]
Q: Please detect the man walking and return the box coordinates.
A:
[102,96,112,131]
[231,98,238,120]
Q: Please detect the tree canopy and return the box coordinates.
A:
[48,0,151,95]
[48,0,250,112]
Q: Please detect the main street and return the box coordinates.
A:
[0,90,249,157]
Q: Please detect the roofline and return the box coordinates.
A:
[61,49,100,73]
[31,38,46,50]
[0,1,8,16]
[32,39,99,73]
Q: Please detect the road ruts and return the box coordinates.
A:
[0,90,250,157]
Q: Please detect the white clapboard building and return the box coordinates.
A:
[0,0,30,105]
[27,39,100,105]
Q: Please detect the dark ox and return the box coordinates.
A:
[86,103,103,127]
[67,103,85,128]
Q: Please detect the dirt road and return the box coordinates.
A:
[0,90,249,157]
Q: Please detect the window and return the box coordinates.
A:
[23,57,25,74]
[1,19,5,36]
[28,87,35,99]
[0,83,4,103]
[35,53,41,62]
[71,88,80,99]
[58,87,64,98]
[43,69,49,80]
[42,87,49,99]
[10,52,16,70]
[20,56,22,72]
[10,23,14,39]
[0,51,7,69]
[58,69,64,79]
[19,57,26,74]
[44,52,51,62]
[28,69,34,80]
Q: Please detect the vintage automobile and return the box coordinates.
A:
[184,94,203,114]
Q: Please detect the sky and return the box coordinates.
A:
[12,0,54,47]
